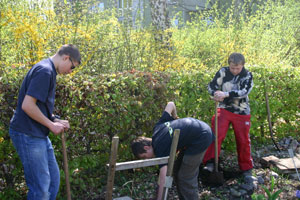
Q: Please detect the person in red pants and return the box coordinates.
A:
[203,52,254,179]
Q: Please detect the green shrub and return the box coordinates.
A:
[1,65,299,198]
[1,0,300,198]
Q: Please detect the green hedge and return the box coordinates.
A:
[0,66,299,199]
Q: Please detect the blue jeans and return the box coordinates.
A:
[9,129,60,200]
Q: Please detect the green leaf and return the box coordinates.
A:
[262,185,271,198]
[271,189,283,200]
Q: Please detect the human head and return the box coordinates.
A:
[131,137,154,159]
[53,44,81,74]
[228,53,245,76]
[228,52,245,66]
[57,44,81,64]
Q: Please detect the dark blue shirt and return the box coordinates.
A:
[152,111,214,161]
[10,58,57,138]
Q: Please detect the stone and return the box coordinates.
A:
[257,176,265,184]
[289,173,300,181]
[240,183,254,192]
[230,188,241,197]
[244,175,257,183]
[271,171,279,179]
[239,189,247,196]
[114,197,133,200]
[289,140,299,152]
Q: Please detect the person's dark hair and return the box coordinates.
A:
[228,52,245,65]
[131,137,152,158]
[57,44,81,64]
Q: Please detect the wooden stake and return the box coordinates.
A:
[106,136,119,200]
[61,132,71,200]
[162,129,180,200]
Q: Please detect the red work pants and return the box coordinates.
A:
[203,108,253,171]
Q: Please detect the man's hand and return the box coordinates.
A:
[54,119,70,130]
[213,91,228,102]
[50,122,67,135]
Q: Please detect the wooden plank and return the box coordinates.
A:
[110,157,169,171]
[163,129,180,200]
[276,154,300,171]
[106,136,119,200]
[262,154,300,172]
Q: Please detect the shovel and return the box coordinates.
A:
[61,131,71,200]
[288,149,300,198]
[206,101,224,186]
[288,149,300,182]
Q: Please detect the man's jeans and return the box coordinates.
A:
[174,150,206,200]
[9,129,60,200]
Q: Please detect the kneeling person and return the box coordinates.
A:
[131,102,214,200]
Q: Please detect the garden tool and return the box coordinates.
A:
[264,81,280,152]
[205,101,224,186]
[288,149,300,182]
[288,149,300,199]
[61,131,71,200]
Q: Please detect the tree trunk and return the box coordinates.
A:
[149,0,169,31]
[149,0,171,47]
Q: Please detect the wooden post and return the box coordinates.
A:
[105,136,119,200]
[214,101,219,172]
[61,132,71,200]
[162,129,180,200]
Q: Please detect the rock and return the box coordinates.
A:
[240,183,254,192]
[271,171,279,179]
[230,188,241,197]
[239,189,247,196]
[289,140,299,151]
[289,173,300,181]
[253,181,258,190]
[244,175,257,183]
[257,176,265,184]
[209,197,220,200]
[285,138,291,145]
[233,185,239,190]
[114,197,133,200]
[256,171,265,177]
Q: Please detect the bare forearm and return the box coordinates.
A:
[157,166,167,200]
[22,95,66,135]
[156,184,164,200]
[165,102,178,119]
[171,104,178,119]
[22,97,53,129]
